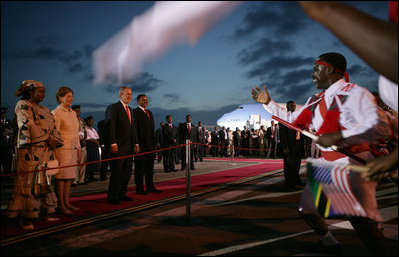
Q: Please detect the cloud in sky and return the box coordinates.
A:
[234,2,309,38]
[1,1,388,125]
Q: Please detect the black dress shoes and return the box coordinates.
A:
[120,196,133,201]
[108,199,121,205]
[136,190,148,195]
[147,188,162,193]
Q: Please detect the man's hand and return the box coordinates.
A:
[111,144,118,153]
[134,144,140,154]
[47,137,58,149]
[362,146,398,181]
[251,85,271,105]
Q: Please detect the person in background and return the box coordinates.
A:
[218,126,228,157]
[162,115,178,172]
[155,122,164,163]
[279,101,303,188]
[7,80,62,229]
[266,121,278,158]
[233,127,241,157]
[71,105,86,186]
[211,126,219,157]
[1,107,14,177]
[52,87,81,215]
[196,121,206,162]
[179,114,197,170]
[98,119,110,181]
[206,130,212,156]
[84,116,100,183]
[258,125,266,157]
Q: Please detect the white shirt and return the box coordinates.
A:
[263,79,395,163]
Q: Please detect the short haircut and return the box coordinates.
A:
[84,116,93,123]
[55,87,73,104]
[318,52,347,74]
[119,86,131,95]
[137,94,146,101]
[166,114,172,120]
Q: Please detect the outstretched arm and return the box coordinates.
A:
[299,1,398,84]
[251,85,271,105]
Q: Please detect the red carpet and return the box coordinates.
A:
[1,159,284,244]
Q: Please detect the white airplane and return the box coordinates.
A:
[216,103,302,130]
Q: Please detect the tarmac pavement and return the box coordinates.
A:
[1,157,397,256]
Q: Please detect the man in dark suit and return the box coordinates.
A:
[266,121,279,158]
[211,126,220,157]
[218,126,228,157]
[105,86,139,205]
[279,101,303,187]
[196,121,206,162]
[233,127,241,157]
[162,115,179,172]
[133,94,161,194]
[241,126,250,156]
[179,114,197,170]
[155,122,164,163]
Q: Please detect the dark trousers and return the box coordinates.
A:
[283,151,301,186]
[108,152,133,201]
[163,148,175,171]
[85,143,100,181]
[211,144,219,157]
[134,153,155,192]
[196,141,205,161]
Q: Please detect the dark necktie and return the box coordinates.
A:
[145,109,150,119]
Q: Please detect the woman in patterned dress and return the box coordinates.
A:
[6,80,63,229]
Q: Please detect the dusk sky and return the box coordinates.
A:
[1,1,389,127]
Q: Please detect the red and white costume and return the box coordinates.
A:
[263,79,397,221]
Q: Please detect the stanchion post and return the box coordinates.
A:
[185,139,191,220]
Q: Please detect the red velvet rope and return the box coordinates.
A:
[1,142,276,177]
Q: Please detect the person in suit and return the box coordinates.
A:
[133,94,161,194]
[233,127,241,157]
[218,126,228,157]
[105,86,139,205]
[266,121,279,158]
[155,122,164,163]
[211,126,220,157]
[196,121,206,162]
[162,115,178,172]
[179,114,197,170]
[241,126,250,156]
[279,101,303,188]
[1,107,14,177]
